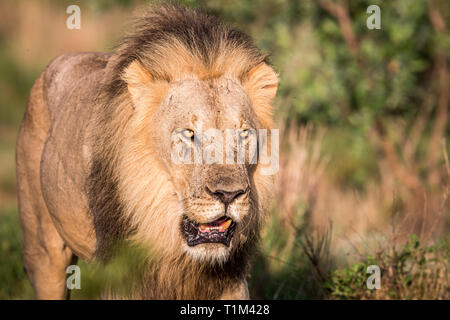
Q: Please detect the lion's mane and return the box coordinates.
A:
[87,4,274,299]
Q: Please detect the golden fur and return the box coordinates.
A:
[17,4,277,299]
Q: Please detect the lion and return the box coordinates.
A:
[16,4,278,299]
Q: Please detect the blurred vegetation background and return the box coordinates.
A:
[0,0,448,299]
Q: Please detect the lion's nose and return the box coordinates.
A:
[207,187,247,206]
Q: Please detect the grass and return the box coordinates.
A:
[324,235,449,299]
[0,206,33,299]
[2,200,446,299]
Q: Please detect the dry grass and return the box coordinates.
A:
[266,123,449,299]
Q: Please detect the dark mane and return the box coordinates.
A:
[103,3,267,101]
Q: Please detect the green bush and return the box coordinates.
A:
[324,235,449,299]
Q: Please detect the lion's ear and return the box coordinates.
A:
[243,63,278,127]
[122,60,153,105]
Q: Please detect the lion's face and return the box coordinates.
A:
[117,58,277,266]
[150,77,261,262]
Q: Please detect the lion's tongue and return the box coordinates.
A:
[199,217,232,233]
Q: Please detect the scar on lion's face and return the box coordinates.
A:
[126,70,260,254]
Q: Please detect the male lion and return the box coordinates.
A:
[16,4,278,299]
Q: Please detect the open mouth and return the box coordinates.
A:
[181,215,236,247]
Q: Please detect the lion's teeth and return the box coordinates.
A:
[199,218,232,233]
[220,219,232,230]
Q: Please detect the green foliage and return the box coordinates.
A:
[322,127,378,189]
[0,207,33,299]
[324,257,376,299]
[71,242,150,299]
[182,0,447,129]
[324,235,449,300]
[0,46,39,126]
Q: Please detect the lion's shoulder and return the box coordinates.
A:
[45,52,110,89]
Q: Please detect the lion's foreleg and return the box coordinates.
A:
[17,73,76,300]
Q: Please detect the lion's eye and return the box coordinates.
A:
[180,129,194,141]
[239,129,250,139]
